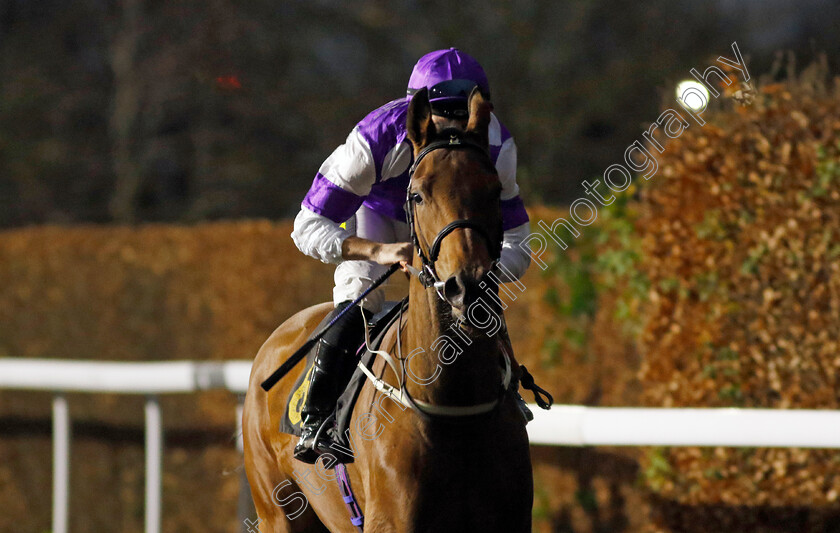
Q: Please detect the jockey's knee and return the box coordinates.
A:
[333,260,388,313]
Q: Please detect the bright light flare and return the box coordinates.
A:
[676,79,709,112]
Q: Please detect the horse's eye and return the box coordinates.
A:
[410,192,424,205]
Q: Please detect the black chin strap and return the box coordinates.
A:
[405,135,502,293]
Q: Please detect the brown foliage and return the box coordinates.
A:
[0,220,337,532]
[0,221,334,364]
[634,66,840,507]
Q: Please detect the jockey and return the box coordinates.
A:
[290,48,533,463]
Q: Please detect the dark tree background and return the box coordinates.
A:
[1,0,838,227]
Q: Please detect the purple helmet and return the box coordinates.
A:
[407,48,490,118]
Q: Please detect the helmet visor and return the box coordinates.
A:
[427,79,484,119]
[430,100,469,119]
[428,79,479,101]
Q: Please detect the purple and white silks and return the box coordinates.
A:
[291,97,532,290]
[302,97,525,226]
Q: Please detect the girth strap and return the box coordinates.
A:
[335,463,364,531]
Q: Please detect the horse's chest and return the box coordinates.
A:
[361,420,532,532]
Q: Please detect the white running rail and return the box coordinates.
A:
[2,358,840,533]
[0,359,251,533]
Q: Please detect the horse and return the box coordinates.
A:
[243,87,533,532]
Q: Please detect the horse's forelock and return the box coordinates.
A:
[430,128,490,156]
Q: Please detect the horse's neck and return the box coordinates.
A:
[399,281,503,406]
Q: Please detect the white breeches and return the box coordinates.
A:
[333,205,410,313]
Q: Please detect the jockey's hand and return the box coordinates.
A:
[375,242,413,270]
[398,260,411,275]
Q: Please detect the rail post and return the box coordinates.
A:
[145,395,162,533]
[52,394,70,533]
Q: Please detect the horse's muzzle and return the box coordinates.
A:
[442,269,502,318]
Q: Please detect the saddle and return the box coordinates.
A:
[278,298,408,456]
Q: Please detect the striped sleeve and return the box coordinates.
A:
[497,221,532,282]
[494,136,529,231]
[300,127,375,224]
[292,126,379,263]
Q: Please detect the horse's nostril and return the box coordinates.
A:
[443,275,465,305]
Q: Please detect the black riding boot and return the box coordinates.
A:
[293,301,368,464]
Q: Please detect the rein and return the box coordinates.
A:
[357,298,513,421]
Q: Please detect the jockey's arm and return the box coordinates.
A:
[291,126,412,266]
[495,137,532,283]
[292,116,531,278]
[341,237,412,265]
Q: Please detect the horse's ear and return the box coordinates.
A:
[466,87,491,149]
[406,88,436,153]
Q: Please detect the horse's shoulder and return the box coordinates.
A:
[270,301,334,341]
[250,302,333,379]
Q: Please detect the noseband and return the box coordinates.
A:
[404,134,502,300]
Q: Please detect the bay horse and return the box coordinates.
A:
[243,88,533,532]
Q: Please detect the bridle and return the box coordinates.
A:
[353,132,513,421]
[404,133,502,301]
